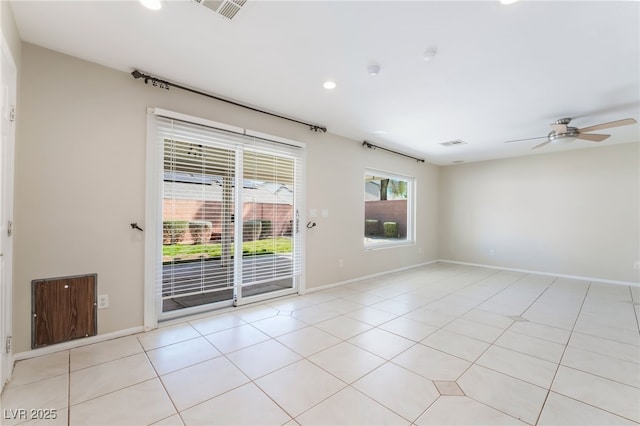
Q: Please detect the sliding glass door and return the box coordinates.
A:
[162,138,237,312]
[153,112,303,319]
[240,147,294,297]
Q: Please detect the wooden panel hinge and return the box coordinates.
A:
[5,336,12,353]
[9,105,15,122]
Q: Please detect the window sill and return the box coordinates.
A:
[364,238,414,251]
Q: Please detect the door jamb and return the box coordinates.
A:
[1,33,17,390]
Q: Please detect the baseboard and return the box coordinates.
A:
[437,259,640,287]
[13,326,145,362]
[14,259,633,363]
[305,260,439,294]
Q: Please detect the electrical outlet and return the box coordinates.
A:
[338,258,344,268]
[98,294,109,309]
[634,261,640,270]
[489,249,495,256]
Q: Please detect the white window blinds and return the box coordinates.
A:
[156,115,303,312]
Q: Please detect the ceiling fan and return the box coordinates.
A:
[505,117,637,149]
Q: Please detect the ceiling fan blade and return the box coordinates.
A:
[576,133,610,142]
[578,118,637,133]
[531,140,551,150]
[504,136,548,144]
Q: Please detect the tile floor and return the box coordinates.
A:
[1,263,639,425]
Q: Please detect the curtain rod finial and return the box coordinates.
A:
[310,125,327,133]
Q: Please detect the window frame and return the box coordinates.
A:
[363,168,415,250]
[144,107,306,328]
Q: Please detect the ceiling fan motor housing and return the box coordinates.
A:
[548,126,579,142]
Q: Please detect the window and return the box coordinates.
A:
[364,170,414,248]
[147,109,304,321]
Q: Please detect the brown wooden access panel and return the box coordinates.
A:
[32,274,97,349]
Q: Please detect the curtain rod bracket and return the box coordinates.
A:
[131,69,326,133]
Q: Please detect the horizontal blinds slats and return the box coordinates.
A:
[157,117,247,146]
[241,134,302,285]
[157,115,302,303]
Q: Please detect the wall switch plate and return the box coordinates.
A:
[98,294,109,309]
[310,209,317,218]
[321,209,329,218]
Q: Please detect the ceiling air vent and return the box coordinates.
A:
[439,139,467,147]
[193,0,247,20]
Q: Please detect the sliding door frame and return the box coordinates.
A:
[144,108,306,329]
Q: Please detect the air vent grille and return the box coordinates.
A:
[439,139,467,147]
[219,0,245,19]
[194,0,247,20]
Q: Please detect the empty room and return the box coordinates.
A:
[0,1,638,425]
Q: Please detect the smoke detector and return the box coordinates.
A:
[193,0,247,20]
[423,47,438,62]
[367,64,381,76]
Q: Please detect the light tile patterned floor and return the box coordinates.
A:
[2,263,639,425]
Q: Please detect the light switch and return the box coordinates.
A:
[321,209,329,218]
[310,209,318,218]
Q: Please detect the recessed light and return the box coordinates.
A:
[499,0,520,4]
[372,130,388,135]
[140,0,162,10]
[452,160,465,164]
[323,80,337,90]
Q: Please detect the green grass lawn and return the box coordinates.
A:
[163,237,292,261]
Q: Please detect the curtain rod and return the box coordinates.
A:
[362,141,425,163]
[131,69,327,133]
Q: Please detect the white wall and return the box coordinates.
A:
[13,43,438,353]
[305,135,439,287]
[439,143,640,283]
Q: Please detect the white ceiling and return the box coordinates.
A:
[9,0,640,165]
